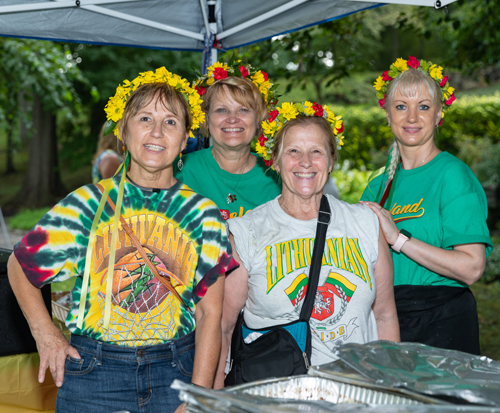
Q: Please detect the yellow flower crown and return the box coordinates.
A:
[374,56,456,125]
[193,61,278,107]
[256,101,345,167]
[104,67,205,140]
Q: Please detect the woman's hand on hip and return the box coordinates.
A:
[7,254,80,388]
[360,201,398,245]
[36,324,80,387]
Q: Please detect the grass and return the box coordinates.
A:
[8,207,52,230]
[471,281,500,360]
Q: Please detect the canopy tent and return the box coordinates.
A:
[0,0,456,69]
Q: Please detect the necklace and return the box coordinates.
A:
[212,149,252,204]
[421,147,439,164]
[126,174,171,192]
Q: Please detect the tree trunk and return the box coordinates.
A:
[15,94,66,208]
[313,79,324,103]
[391,27,399,62]
[18,90,31,146]
[5,117,16,174]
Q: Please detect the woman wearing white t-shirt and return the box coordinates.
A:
[214,104,400,388]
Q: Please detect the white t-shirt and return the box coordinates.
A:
[228,194,380,366]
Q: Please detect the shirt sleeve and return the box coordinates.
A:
[360,175,384,203]
[191,209,239,303]
[440,163,493,256]
[227,216,254,272]
[13,190,90,288]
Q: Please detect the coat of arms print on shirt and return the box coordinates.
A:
[266,236,373,347]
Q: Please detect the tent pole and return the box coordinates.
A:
[208,0,217,66]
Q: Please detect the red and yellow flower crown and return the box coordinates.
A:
[193,61,278,108]
[374,56,456,125]
[256,102,345,167]
[104,67,205,140]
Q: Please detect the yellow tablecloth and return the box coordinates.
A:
[0,352,57,413]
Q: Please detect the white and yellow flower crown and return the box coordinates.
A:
[104,67,205,139]
[374,56,456,125]
[256,102,345,167]
[193,61,279,108]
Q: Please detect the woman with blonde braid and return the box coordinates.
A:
[361,57,493,354]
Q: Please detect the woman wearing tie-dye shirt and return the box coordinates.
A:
[8,69,238,413]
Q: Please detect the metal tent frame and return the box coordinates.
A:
[0,0,456,70]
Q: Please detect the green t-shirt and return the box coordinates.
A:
[174,148,282,220]
[361,152,493,287]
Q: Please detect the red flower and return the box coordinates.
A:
[262,71,269,81]
[440,76,448,87]
[445,94,456,106]
[213,67,228,80]
[438,119,443,126]
[381,71,393,81]
[239,65,249,78]
[258,134,267,145]
[336,122,344,134]
[312,102,324,117]
[194,84,207,96]
[378,96,387,108]
[264,159,273,167]
[268,110,279,122]
[407,56,420,69]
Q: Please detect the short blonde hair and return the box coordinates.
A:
[272,115,338,169]
[200,77,268,137]
[120,83,192,143]
[384,69,442,110]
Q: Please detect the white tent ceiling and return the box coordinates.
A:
[0,0,456,56]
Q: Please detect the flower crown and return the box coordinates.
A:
[256,102,345,167]
[193,61,278,107]
[374,56,456,125]
[104,67,205,140]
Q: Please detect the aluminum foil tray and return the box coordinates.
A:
[171,380,500,413]
[228,375,423,405]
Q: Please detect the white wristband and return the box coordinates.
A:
[391,232,409,253]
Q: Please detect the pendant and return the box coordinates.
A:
[226,193,237,204]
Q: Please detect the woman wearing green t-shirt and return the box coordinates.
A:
[361,57,493,355]
[175,62,282,220]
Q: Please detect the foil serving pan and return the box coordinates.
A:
[228,375,428,405]
[171,380,500,413]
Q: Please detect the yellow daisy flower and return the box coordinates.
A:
[393,58,408,72]
[374,76,385,91]
[251,70,266,85]
[278,102,299,121]
[303,101,315,116]
[255,142,268,157]
[262,121,278,137]
[429,64,443,80]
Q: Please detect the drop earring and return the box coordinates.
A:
[177,153,183,171]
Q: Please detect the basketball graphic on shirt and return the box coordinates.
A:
[105,247,175,314]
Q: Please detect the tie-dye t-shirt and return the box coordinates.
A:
[14,174,238,347]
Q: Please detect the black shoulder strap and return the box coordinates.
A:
[299,195,331,321]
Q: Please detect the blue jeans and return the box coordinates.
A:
[56,332,195,413]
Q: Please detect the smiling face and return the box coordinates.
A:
[275,124,333,200]
[123,93,189,186]
[207,86,259,151]
[387,84,442,151]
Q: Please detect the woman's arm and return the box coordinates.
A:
[99,153,122,179]
[372,228,400,342]
[7,254,80,387]
[213,234,249,390]
[191,273,225,388]
[362,201,486,285]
